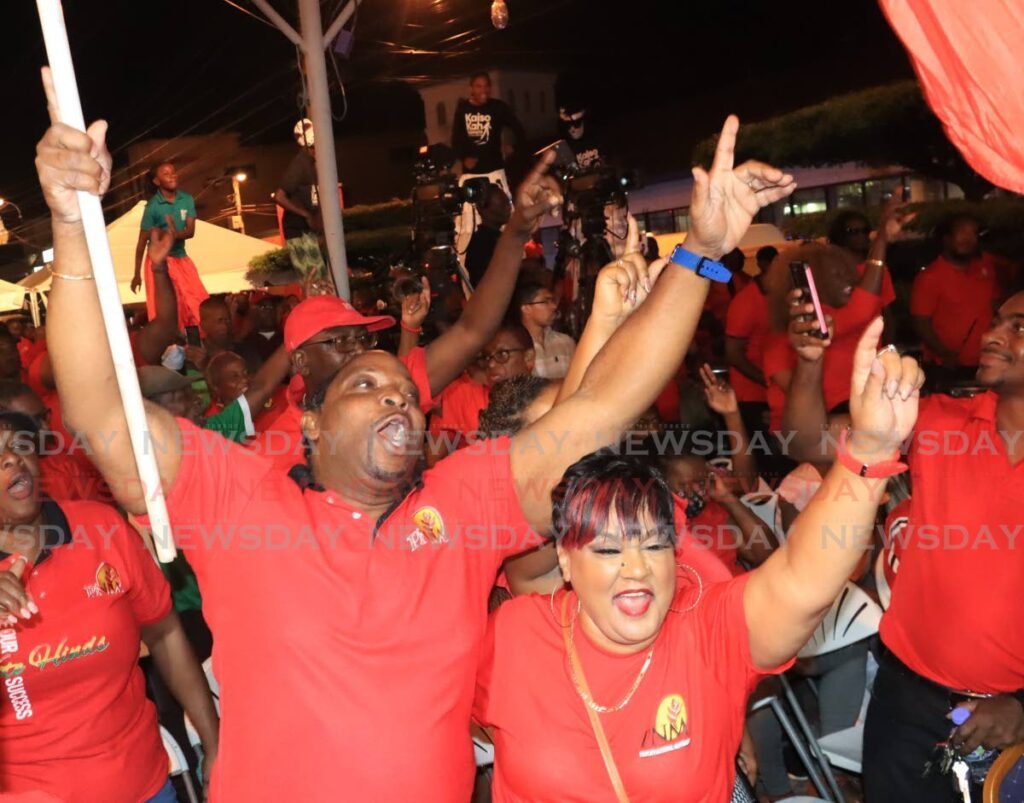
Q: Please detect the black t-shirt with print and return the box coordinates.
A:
[451,98,524,174]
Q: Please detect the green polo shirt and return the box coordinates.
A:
[142,190,196,258]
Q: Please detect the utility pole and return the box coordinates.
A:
[249,0,361,300]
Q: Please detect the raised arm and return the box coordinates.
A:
[35,71,181,515]
[512,117,796,533]
[744,318,923,668]
[555,217,644,404]
[780,292,847,463]
[172,216,196,242]
[133,223,180,366]
[724,336,766,386]
[241,344,290,412]
[132,228,148,294]
[420,153,562,397]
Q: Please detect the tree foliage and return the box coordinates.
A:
[693,82,992,199]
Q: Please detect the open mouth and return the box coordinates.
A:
[6,472,33,502]
[375,414,412,453]
[613,589,653,618]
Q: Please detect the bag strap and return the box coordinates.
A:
[562,594,631,803]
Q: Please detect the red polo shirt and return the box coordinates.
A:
[164,420,540,801]
[249,346,436,472]
[725,283,769,403]
[881,391,1024,692]
[820,286,885,412]
[474,577,787,802]
[910,254,999,366]
[761,286,884,431]
[0,501,171,802]
[761,332,796,432]
[430,372,490,448]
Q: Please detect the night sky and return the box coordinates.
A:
[1,0,915,227]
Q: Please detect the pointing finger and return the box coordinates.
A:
[709,115,739,175]
[850,317,884,398]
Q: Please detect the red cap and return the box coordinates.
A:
[284,295,395,351]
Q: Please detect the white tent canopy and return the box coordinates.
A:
[20,201,277,304]
[0,280,32,313]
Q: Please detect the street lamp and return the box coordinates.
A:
[231,172,248,234]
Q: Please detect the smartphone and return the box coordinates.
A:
[185,325,201,347]
[789,261,829,339]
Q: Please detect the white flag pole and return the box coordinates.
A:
[36,0,176,562]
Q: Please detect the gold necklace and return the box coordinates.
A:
[565,597,655,714]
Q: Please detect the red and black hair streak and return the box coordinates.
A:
[551,449,676,550]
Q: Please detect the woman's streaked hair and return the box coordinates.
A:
[551,449,676,549]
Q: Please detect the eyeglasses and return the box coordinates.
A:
[844,226,870,236]
[303,331,377,354]
[476,348,526,365]
[522,297,557,307]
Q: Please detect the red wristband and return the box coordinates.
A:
[401,322,423,334]
[837,428,908,479]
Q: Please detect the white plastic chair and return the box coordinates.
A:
[751,583,882,802]
[161,725,200,803]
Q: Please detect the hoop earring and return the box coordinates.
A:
[550,584,578,628]
[669,563,704,614]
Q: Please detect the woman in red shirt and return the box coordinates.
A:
[0,412,219,803]
[475,318,921,801]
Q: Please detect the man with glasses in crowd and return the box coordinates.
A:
[250,153,563,472]
[515,281,575,379]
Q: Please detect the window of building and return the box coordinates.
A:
[436,101,447,128]
[834,181,865,209]
[507,89,516,111]
[784,187,828,217]
[646,210,675,234]
[539,90,547,114]
[673,208,690,233]
[864,177,904,207]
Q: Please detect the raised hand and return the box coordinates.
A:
[879,186,916,241]
[699,363,738,415]
[35,67,111,225]
[0,556,37,627]
[688,116,796,259]
[508,150,563,237]
[848,317,924,459]
[786,288,834,362]
[401,277,432,330]
[591,251,667,328]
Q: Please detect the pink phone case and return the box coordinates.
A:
[803,265,830,336]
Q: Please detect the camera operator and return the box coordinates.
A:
[464,184,512,287]
[451,72,524,255]
[558,101,603,172]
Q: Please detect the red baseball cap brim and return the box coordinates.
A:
[284,295,395,352]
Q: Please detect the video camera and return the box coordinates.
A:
[411,144,490,248]
[536,140,639,237]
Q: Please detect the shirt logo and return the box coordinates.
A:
[406,506,448,551]
[84,562,123,598]
[180,208,187,222]
[639,693,691,758]
[465,112,493,145]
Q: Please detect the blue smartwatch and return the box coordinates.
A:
[668,244,733,283]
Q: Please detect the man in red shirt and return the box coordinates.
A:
[38,110,793,800]
[912,214,1001,379]
[783,290,1024,802]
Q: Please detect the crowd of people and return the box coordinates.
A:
[0,66,1019,803]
